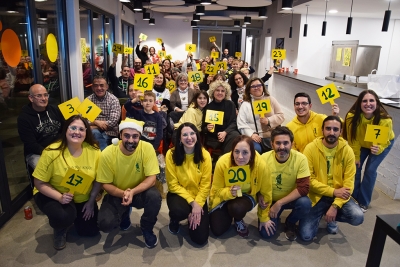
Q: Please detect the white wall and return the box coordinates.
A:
[297,15,400,79]
[134,13,192,62]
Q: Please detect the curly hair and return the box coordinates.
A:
[208,80,231,100]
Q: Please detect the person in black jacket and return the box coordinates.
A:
[136,39,149,67]
[107,56,132,98]
[17,84,64,169]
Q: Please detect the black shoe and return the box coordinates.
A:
[359,204,368,213]
[53,227,68,250]
[284,221,297,241]
[120,207,132,231]
[168,220,180,234]
[142,229,158,249]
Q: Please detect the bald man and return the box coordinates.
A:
[17,84,64,169]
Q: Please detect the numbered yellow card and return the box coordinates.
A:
[271,49,286,59]
[252,99,271,115]
[60,168,94,195]
[364,124,390,144]
[134,74,154,92]
[156,38,163,44]
[215,61,227,70]
[145,64,160,75]
[166,80,176,93]
[139,33,148,41]
[112,43,124,54]
[188,71,203,83]
[85,47,90,53]
[77,98,102,122]
[316,83,340,105]
[158,50,166,58]
[185,44,196,52]
[235,52,242,58]
[209,36,216,43]
[205,64,217,75]
[211,52,219,59]
[205,110,224,125]
[165,54,172,60]
[224,165,250,186]
[123,47,133,54]
[58,97,81,120]
[196,63,201,70]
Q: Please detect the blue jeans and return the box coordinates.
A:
[253,141,262,154]
[298,196,364,241]
[259,196,311,239]
[353,140,393,207]
[92,129,112,151]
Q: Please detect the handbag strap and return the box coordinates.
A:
[250,99,259,134]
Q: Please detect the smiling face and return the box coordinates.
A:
[233,141,251,166]
[322,119,342,146]
[213,86,226,102]
[154,73,164,86]
[92,78,108,98]
[142,95,155,112]
[66,119,86,146]
[134,59,142,71]
[294,96,311,118]
[249,80,263,97]
[180,126,197,153]
[120,128,140,154]
[149,47,155,55]
[360,93,377,119]
[29,84,49,112]
[197,93,208,109]
[234,74,244,87]
[163,60,171,70]
[272,134,292,163]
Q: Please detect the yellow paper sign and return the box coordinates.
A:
[46,33,58,63]
[145,64,160,75]
[112,43,124,54]
[316,83,340,105]
[224,165,250,188]
[85,47,90,53]
[77,98,102,122]
[211,52,219,59]
[209,36,216,43]
[215,61,227,70]
[205,110,224,125]
[196,63,201,70]
[158,50,166,58]
[139,33,148,41]
[166,80,176,93]
[205,64,217,75]
[156,38,163,44]
[185,44,196,52]
[188,71,203,83]
[60,168,94,195]
[124,47,133,54]
[235,52,242,58]
[336,48,342,61]
[165,54,172,60]
[271,49,286,59]
[364,124,390,145]
[134,74,154,92]
[252,99,272,115]
[343,47,352,67]
[58,97,81,120]
[21,50,28,57]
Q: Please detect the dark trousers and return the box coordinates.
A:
[98,187,161,233]
[34,192,99,236]
[209,197,253,236]
[166,192,209,245]
[206,130,240,154]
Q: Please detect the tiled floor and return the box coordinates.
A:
[0,188,399,267]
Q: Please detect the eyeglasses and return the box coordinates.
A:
[294,102,309,107]
[30,93,49,99]
[68,125,86,132]
[250,84,263,89]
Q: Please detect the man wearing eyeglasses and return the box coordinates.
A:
[17,84,64,170]
[286,92,340,153]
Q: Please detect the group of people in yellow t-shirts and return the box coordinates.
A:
[32,82,394,250]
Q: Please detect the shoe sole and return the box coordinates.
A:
[144,236,158,249]
[53,243,66,250]
[285,233,297,241]
[168,226,180,235]
[120,224,132,231]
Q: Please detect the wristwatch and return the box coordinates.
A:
[331,203,340,209]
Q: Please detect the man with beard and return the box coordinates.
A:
[96,118,161,248]
[107,56,132,98]
[258,126,311,241]
[286,92,340,153]
[298,116,364,241]
[127,58,145,80]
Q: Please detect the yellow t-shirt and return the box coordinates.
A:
[260,149,310,201]
[33,142,100,203]
[96,140,160,190]
[322,146,337,187]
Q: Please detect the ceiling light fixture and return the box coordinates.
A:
[322,0,328,36]
[149,18,155,25]
[191,20,197,27]
[7,3,19,13]
[105,18,110,24]
[244,16,251,25]
[259,7,267,18]
[193,14,200,22]
[93,12,99,20]
[143,8,150,20]
[234,20,240,27]
[120,0,130,2]
[346,0,353,34]
[134,0,143,12]
[382,0,391,32]
[289,10,293,38]
[195,5,205,15]
[303,5,309,37]
[200,0,211,5]
[282,0,293,10]
[38,12,47,20]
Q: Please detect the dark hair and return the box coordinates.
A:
[230,135,256,169]
[244,77,269,101]
[322,115,343,130]
[343,89,391,141]
[213,73,226,82]
[172,123,204,166]
[46,115,99,168]
[122,65,130,70]
[294,92,311,105]
[48,63,58,73]
[188,90,209,109]
[162,59,172,71]
[228,71,249,91]
[92,75,106,83]
[143,90,156,100]
[271,126,294,143]
[155,72,166,88]
[149,47,156,54]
